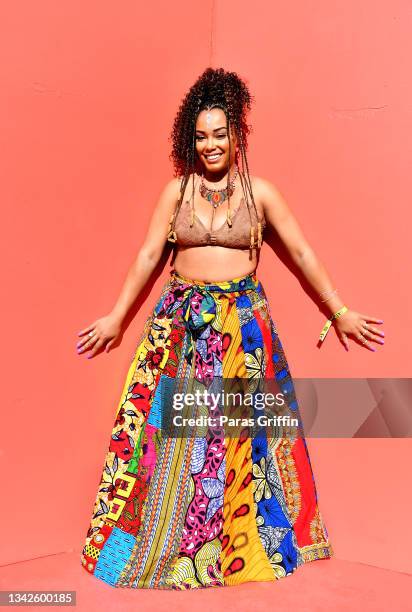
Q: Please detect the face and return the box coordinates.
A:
[195,107,238,177]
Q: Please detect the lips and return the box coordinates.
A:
[205,153,223,162]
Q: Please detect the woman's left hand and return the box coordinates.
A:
[333,309,385,351]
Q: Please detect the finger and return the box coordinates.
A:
[87,338,105,359]
[361,327,385,345]
[78,324,96,337]
[77,335,95,350]
[339,331,349,352]
[105,339,114,353]
[359,315,384,324]
[77,331,97,350]
[78,334,99,353]
[363,323,385,338]
[353,332,376,352]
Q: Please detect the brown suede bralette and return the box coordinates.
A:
[167,178,266,250]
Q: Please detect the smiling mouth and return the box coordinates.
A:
[204,153,223,161]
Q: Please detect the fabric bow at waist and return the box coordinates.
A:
[154,283,217,337]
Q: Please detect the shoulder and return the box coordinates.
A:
[151,176,183,219]
[163,175,183,197]
[250,175,280,199]
[250,175,288,215]
[157,176,182,205]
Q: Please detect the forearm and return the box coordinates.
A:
[110,250,159,323]
[296,248,345,316]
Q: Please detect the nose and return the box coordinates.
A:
[205,136,219,151]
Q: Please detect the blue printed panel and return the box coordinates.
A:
[94,527,136,586]
[148,374,177,429]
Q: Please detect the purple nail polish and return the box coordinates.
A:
[371,347,376,352]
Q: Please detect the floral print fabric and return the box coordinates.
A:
[80,269,333,589]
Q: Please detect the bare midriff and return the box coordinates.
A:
[172,245,260,283]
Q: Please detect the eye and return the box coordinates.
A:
[196,134,227,140]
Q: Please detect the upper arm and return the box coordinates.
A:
[255,177,313,263]
[138,176,181,261]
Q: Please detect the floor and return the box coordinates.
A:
[1,551,411,611]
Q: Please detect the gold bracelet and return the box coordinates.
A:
[319,286,336,296]
[320,289,338,303]
[319,305,348,343]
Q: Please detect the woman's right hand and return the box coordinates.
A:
[76,312,122,359]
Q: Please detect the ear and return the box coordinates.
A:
[234,136,240,157]
[231,131,239,151]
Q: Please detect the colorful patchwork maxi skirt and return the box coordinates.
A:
[80,268,333,589]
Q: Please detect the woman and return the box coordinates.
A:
[78,68,384,590]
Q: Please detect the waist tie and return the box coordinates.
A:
[154,284,217,337]
[153,284,217,364]
[153,269,261,362]
[169,268,259,293]
[154,270,262,358]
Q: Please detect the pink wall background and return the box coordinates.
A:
[1,0,411,575]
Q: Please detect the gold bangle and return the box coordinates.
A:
[320,289,338,303]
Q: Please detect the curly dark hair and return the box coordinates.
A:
[169,66,254,177]
[167,67,262,250]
